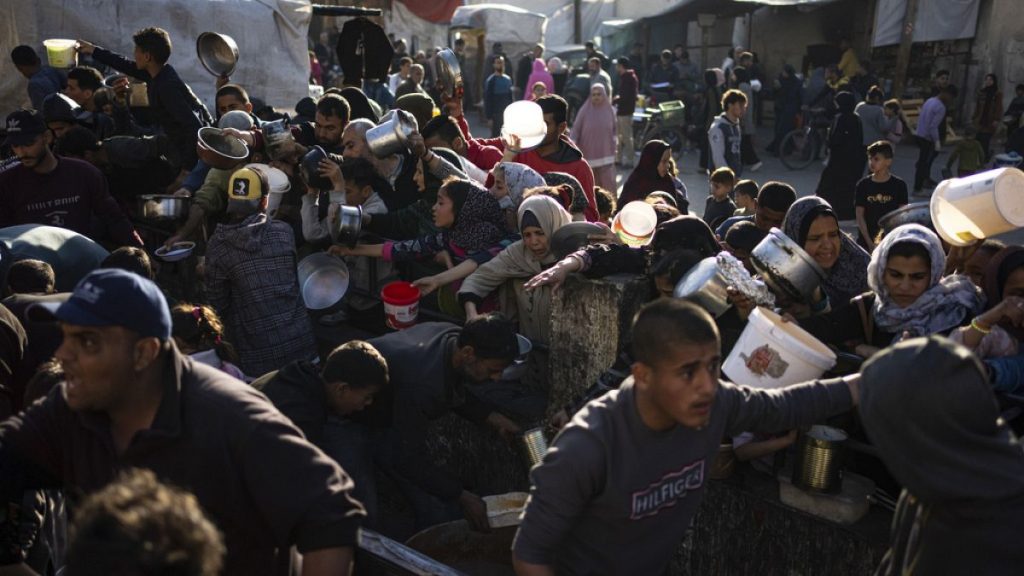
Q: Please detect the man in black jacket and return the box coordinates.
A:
[76,27,213,180]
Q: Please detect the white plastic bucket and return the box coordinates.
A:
[723,307,836,389]
[43,39,77,68]
[501,100,546,150]
[611,201,657,246]
[930,167,1024,247]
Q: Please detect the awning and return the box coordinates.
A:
[872,0,980,47]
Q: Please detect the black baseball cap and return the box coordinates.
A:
[3,109,46,146]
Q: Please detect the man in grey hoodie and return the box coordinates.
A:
[708,89,746,176]
[513,299,859,575]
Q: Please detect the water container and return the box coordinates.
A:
[930,168,1024,246]
[723,307,836,389]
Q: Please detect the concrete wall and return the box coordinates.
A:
[966,0,1024,128]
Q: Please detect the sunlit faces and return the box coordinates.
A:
[634,340,721,429]
[432,187,456,228]
[522,225,549,259]
[55,324,144,412]
[883,255,931,308]
[314,111,345,148]
[803,215,841,271]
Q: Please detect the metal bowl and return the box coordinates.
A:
[501,334,533,381]
[878,202,932,238]
[330,204,363,247]
[673,257,731,317]
[366,109,418,158]
[301,146,334,190]
[297,252,350,310]
[433,48,463,100]
[750,228,826,303]
[196,32,239,77]
[550,222,608,260]
[154,241,196,262]
[138,194,191,220]
[196,127,248,169]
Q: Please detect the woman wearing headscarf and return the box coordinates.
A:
[542,172,591,220]
[524,59,555,101]
[340,86,381,123]
[767,64,803,155]
[569,84,617,193]
[548,57,567,95]
[459,195,571,344]
[332,178,514,297]
[815,91,864,220]
[491,162,546,230]
[860,336,1024,576]
[699,69,724,172]
[800,224,983,357]
[781,196,871,310]
[949,245,1024,359]
[363,147,465,240]
[973,73,1003,159]
[619,140,676,208]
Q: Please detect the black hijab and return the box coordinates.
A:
[340,87,380,124]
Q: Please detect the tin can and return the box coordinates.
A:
[521,427,548,468]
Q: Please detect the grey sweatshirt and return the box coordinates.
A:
[513,376,853,575]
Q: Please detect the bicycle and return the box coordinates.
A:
[780,106,830,170]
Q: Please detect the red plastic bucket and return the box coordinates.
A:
[381,281,420,330]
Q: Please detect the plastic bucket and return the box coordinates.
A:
[381,281,420,330]
[723,307,836,389]
[930,167,1024,247]
[43,39,77,68]
[611,201,657,246]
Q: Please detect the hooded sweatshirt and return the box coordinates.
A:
[708,113,742,175]
[861,336,1024,576]
[206,213,317,377]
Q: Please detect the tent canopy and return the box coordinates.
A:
[450,4,548,45]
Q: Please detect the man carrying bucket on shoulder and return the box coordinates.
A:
[512,299,860,576]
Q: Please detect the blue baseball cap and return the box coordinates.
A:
[29,268,172,340]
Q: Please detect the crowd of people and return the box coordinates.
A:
[1,24,1023,576]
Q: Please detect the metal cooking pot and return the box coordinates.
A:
[330,205,363,247]
[878,202,932,239]
[501,334,533,381]
[138,194,191,220]
[297,252,350,310]
[301,146,333,190]
[673,257,731,317]
[750,228,826,303]
[433,48,463,100]
[196,127,248,170]
[196,32,239,77]
[366,110,418,158]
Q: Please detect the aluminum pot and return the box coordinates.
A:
[297,252,350,310]
[366,110,418,158]
[196,32,239,77]
[750,228,826,302]
[138,194,190,220]
[196,127,248,170]
[878,202,932,239]
[433,48,463,100]
[330,204,363,247]
[673,256,731,317]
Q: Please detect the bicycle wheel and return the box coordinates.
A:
[780,128,818,170]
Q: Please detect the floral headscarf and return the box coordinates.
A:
[781,196,870,305]
[448,180,510,253]
[868,224,983,337]
[498,162,545,209]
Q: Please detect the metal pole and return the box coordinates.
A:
[892,0,920,97]
[574,0,582,44]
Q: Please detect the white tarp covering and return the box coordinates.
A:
[385,1,450,54]
[450,4,548,45]
[872,0,980,47]
[1,0,312,117]
[466,0,615,46]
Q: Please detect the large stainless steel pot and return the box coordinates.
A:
[673,257,731,317]
[138,194,191,220]
[367,110,418,158]
[330,205,363,247]
[433,48,463,100]
[196,32,239,77]
[196,127,248,169]
[878,202,932,239]
[297,253,350,310]
[750,228,826,302]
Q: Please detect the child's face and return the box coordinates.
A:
[344,181,371,206]
[868,153,892,174]
[736,194,755,209]
[710,181,731,199]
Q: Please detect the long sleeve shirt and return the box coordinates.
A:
[0,158,141,247]
[915,96,946,143]
[91,47,212,170]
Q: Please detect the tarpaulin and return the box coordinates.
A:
[1,0,311,117]
[451,4,548,45]
[398,0,461,24]
[872,0,980,47]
